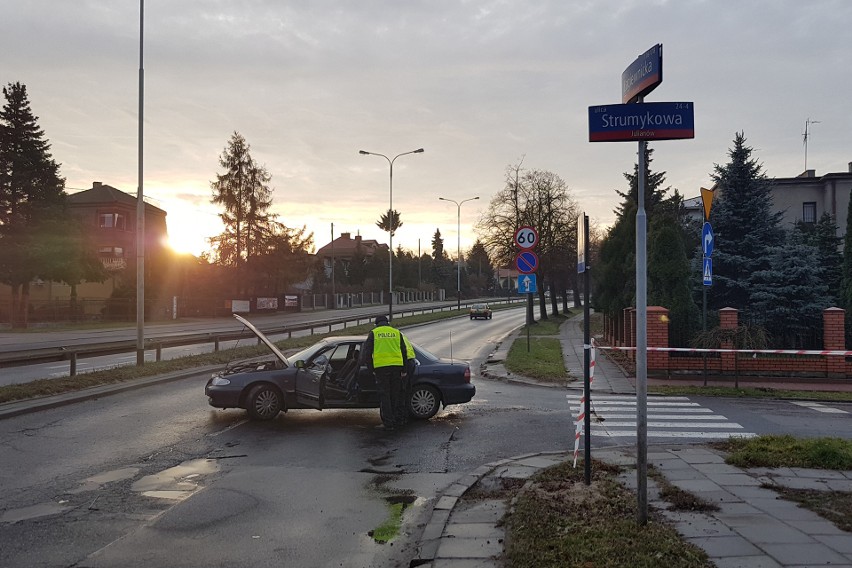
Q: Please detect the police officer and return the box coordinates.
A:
[363,315,409,430]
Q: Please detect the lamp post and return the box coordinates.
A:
[439,196,479,310]
[359,148,424,321]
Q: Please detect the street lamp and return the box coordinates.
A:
[359,148,424,322]
[439,196,479,310]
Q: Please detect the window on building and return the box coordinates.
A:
[113,247,124,256]
[98,246,113,254]
[802,202,817,224]
[98,212,127,230]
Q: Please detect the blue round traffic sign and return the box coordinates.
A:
[702,222,714,257]
[515,250,539,274]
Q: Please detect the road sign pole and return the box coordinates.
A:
[582,214,592,486]
[636,135,648,526]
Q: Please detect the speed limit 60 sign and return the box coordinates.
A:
[514,226,538,250]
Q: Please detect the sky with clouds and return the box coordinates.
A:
[3,0,851,256]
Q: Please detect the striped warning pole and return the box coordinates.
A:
[572,394,585,468]
[590,337,596,383]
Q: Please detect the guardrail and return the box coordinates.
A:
[0,298,525,376]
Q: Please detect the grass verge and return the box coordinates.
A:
[648,467,719,512]
[503,311,576,382]
[770,487,852,532]
[714,435,852,470]
[505,337,568,382]
[504,460,713,568]
[649,385,852,402]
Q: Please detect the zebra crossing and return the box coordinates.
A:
[567,394,756,439]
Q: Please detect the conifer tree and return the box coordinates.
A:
[708,132,785,313]
[210,132,274,293]
[0,82,67,327]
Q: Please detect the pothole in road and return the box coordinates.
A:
[131,458,220,501]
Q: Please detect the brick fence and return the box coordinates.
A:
[602,306,851,380]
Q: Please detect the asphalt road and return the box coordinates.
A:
[1,309,850,567]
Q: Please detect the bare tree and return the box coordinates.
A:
[477,161,579,318]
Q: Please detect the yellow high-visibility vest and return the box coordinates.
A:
[372,326,404,368]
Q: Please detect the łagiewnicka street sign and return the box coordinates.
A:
[588,102,694,142]
[622,44,662,104]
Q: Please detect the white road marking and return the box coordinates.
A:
[790,401,849,414]
[569,394,755,439]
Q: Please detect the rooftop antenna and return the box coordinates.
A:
[803,118,821,172]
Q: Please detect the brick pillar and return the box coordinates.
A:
[719,307,738,372]
[646,306,670,371]
[824,307,846,377]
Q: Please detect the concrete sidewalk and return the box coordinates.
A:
[415,313,852,567]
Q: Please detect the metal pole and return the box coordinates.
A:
[583,214,591,485]
[439,196,478,310]
[636,134,649,525]
[359,149,423,322]
[457,203,461,310]
[135,0,145,366]
[331,223,335,308]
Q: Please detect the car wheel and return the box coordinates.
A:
[246,383,283,421]
[409,384,441,420]
[470,315,474,320]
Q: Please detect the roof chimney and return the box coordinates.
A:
[341,232,351,239]
[93,181,102,188]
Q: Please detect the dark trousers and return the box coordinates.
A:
[375,366,404,427]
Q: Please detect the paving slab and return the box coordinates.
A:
[734,523,815,544]
[761,542,851,566]
[686,535,764,557]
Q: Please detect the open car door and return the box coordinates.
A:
[294,354,328,408]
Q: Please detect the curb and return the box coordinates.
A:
[0,364,220,420]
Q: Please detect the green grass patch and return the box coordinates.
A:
[505,337,568,381]
[505,460,713,568]
[715,435,852,470]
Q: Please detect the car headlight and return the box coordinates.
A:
[210,377,231,386]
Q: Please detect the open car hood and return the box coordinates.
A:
[233,313,290,368]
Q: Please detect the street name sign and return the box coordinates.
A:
[589,102,694,142]
[515,250,539,274]
[518,273,537,294]
[622,44,662,104]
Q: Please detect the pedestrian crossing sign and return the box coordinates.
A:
[703,257,712,286]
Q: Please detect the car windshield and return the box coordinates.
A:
[288,341,331,364]
[472,304,487,309]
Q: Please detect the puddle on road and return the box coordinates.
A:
[1,502,71,523]
[369,495,417,544]
[69,466,141,494]
[131,458,220,500]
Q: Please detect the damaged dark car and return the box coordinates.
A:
[205,315,475,421]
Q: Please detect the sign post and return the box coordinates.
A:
[514,226,539,349]
[588,43,693,525]
[578,213,591,485]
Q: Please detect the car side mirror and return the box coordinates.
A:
[295,360,306,369]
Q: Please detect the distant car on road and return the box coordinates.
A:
[205,315,475,421]
[469,303,492,320]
